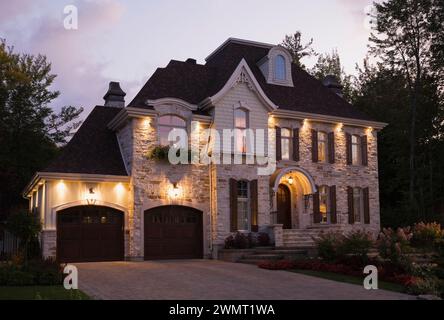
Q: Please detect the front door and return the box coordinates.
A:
[277,184,292,229]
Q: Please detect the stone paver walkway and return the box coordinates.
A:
[75,260,414,300]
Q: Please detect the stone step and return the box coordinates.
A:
[237,259,263,265]
[242,254,283,260]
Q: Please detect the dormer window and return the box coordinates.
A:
[275,55,286,80]
[257,46,294,87]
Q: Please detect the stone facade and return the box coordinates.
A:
[31,43,383,261]
[114,75,381,259]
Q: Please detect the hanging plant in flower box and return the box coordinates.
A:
[146,145,194,164]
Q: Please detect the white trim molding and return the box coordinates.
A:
[271,109,388,130]
[200,59,278,111]
[146,98,198,111]
[24,172,130,197]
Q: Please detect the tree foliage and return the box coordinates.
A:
[0,40,83,219]
[309,49,354,102]
[281,31,317,69]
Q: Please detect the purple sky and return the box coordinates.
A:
[0,0,377,117]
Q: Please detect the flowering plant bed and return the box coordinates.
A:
[258,258,418,287]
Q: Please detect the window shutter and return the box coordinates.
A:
[329,185,337,224]
[361,135,368,166]
[229,178,238,232]
[313,187,321,223]
[347,186,354,224]
[250,179,258,232]
[311,129,318,163]
[346,133,352,165]
[363,187,370,224]
[328,132,335,164]
[292,128,299,161]
[275,126,282,161]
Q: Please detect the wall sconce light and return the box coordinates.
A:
[366,127,373,135]
[336,123,343,132]
[287,176,294,185]
[168,183,181,199]
[86,187,97,205]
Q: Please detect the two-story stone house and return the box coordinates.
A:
[24,38,386,262]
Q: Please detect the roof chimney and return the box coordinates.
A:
[322,75,343,98]
[103,82,126,108]
[185,58,197,64]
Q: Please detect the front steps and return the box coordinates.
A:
[282,226,343,247]
[237,248,308,265]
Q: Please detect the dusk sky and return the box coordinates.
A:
[0,0,378,117]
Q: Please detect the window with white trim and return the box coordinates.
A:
[281,128,291,160]
[234,108,248,154]
[353,187,364,223]
[237,180,250,231]
[319,185,329,224]
[351,135,361,165]
[318,131,328,163]
[158,115,187,148]
[275,55,286,80]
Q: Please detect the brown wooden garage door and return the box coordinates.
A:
[57,206,124,263]
[144,206,203,260]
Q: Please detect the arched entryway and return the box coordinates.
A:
[277,184,292,229]
[57,205,124,262]
[144,205,203,260]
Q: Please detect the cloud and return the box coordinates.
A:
[1,0,127,115]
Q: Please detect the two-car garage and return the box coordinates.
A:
[56,205,203,262]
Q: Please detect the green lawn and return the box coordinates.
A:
[0,286,90,300]
[291,269,406,293]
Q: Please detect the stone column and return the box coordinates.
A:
[271,224,283,247]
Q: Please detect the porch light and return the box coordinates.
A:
[168,183,182,199]
[287,176,294,185]
[86,187,97,205]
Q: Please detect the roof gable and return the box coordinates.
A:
[128,38,375,122]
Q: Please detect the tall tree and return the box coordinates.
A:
[0,40,83,219]
[281,31,317,69]
[309,49,354,102]
[369,0,434,214]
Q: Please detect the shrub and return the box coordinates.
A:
[0,258,62,286]
[411,222,443,249]
[340,230,374,262]
[224,232,252,249]
[313,231,344,262]
[376,227,412,264]
[405,276,441,296]
[6,211,41,262]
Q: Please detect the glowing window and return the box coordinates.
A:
[158,115,187,148]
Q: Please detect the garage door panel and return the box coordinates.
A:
[144,206,203,260]
[57,206,124,263]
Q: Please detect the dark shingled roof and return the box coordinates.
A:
[42,106,128,175]
[129,40,374,121]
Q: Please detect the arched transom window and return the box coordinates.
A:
[158,115,187,148]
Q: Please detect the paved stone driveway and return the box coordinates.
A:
[75,260,414,300]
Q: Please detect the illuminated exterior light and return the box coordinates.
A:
[336,123,343,132]
[168,183,182,199]
[86,187,97,205]
[287,176,294,185]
